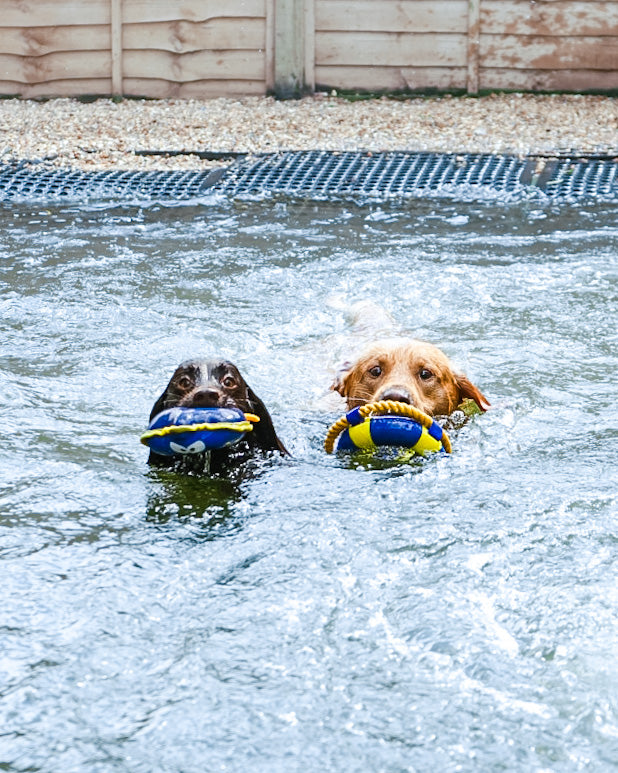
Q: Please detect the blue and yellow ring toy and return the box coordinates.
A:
[141,406,259,457]
[324,400,451,456]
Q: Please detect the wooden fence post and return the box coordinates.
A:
[273,0,309,98]
[467,0,480,95]
[110,0,123,97]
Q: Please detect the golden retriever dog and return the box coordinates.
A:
[333,337,489,416]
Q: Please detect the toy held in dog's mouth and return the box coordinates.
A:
[141,406,259,456]
[324,401,452,456]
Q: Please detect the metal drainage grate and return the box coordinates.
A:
[542,157,618,199]
[0,161,225,202]
[0,152,617,202]
[214,151,618,201]
[214,151,532,200]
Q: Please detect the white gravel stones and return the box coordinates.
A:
[1,93,616,170]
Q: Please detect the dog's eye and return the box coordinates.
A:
[419,368,434,381]
[222,375,237,389]
[368,365,382,378]
[176,375,193,390]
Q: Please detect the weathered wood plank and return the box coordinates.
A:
[3,0,110,26]
[122,78,267,97]
[314,65,467,91]
[316,0,467,33]
[2,0,266,27]
[0,78,266,98]
[0,20,265,56]
[0,26,109,56]
[123,19,265,52]
[480,67,618,91]
[482,1,618,37]
[481,34,618,70]
[316,32,467,67]
[0,52,112,83]
[123,0,266,24]
[0,49,265,85]
[0,79,112,97]
[123,50,265,81]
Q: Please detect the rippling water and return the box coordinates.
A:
[1,195,617,771]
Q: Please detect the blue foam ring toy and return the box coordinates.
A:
[140,406,256,457]
[324,402,451,456]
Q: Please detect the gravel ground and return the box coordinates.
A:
[1,93,617,170]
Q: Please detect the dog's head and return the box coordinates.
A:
[148,358,287,469]
[332,338,489,416]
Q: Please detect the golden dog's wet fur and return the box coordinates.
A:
[333,337,489,416]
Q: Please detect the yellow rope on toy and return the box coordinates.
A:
[140,413,260,446]
[324,400,452,454]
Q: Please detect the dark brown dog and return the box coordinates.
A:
[333,337,489,416]
[148,358,287,474]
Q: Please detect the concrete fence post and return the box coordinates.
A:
[273,0,308,98]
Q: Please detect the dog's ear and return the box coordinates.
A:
[147,388,175,467]
[455,375,490,412]
[149,390,169,421]
[246,386,288,455]
[331,361,352,396]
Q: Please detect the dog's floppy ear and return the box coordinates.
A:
[146,388,174,467]
[149,390,169,421]
[455,375,490,412]
[246,386,289,455]
[331,361,352,396]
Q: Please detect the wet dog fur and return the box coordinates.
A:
[148,358,287,475]
[333,337,489,417]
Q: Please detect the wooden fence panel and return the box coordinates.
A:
[1,0,269,97]
[478,0,618,91]
[0,0,617,97]
[314,0,470,92]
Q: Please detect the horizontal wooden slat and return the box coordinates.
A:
[316,32,467,66]
[0,49,265,85]
[480,67,618,91]
[123,0,266,24]
[3,0,109,26]
[0,52,111,83]
[0,78,266,98]
[0,79,112,97]
[315,65,467,91]
[316,0,467,33]
[2,0,265,27]
[123,50,265,81]
[0,20,265,57]
[0,26,108,56]
[124,19,265,52]
[482,1,618,37]
[122,78,267,97]
[481,34,618,70]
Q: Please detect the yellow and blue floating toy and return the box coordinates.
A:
[140,406,258,457]
[324,400,451,456]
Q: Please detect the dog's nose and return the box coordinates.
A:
[188,387,222,407]
[378,387,413,405]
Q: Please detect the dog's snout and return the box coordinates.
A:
[378,387,413,405]
[186,387,222,407]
